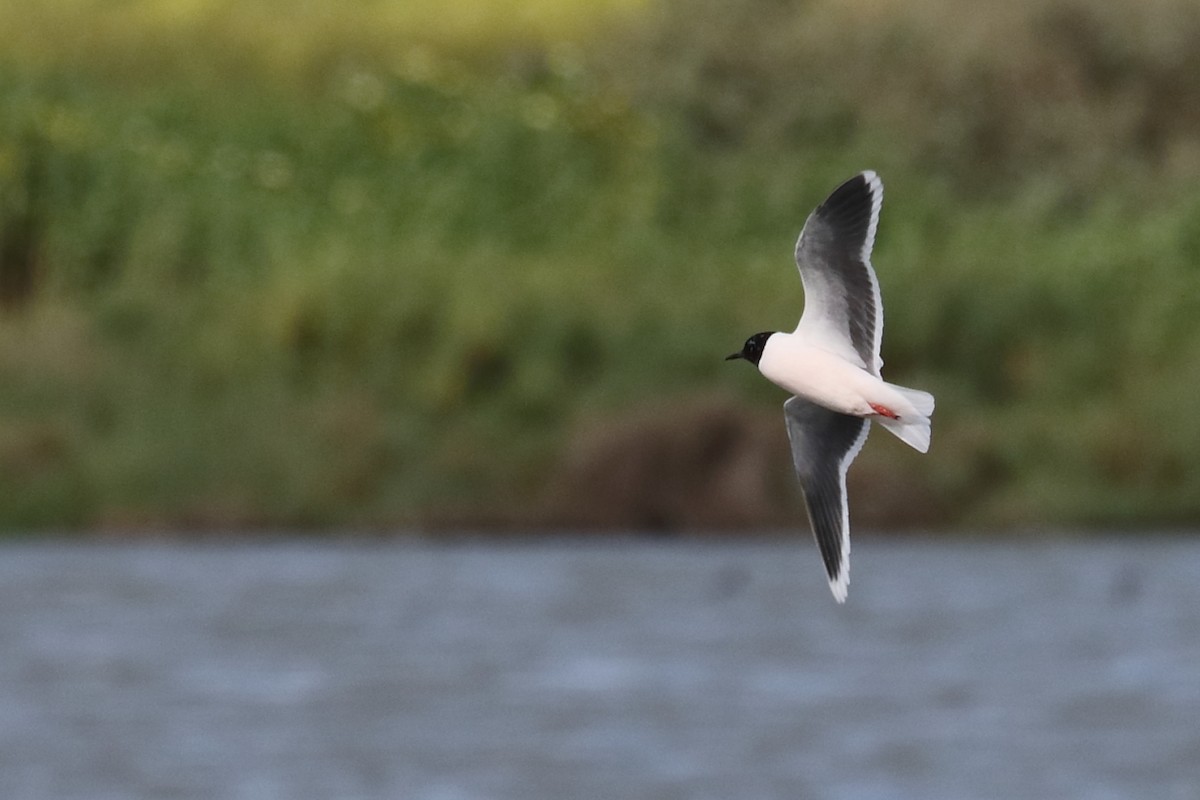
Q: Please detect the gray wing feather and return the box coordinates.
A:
[794,171,884,375]
[783,396,870,602]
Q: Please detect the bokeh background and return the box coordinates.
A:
[4,0,1200,533]
[5,4,1200,799]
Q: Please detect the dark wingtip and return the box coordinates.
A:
[815,172,878,227]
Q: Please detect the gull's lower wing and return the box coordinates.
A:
[783,396,870,603]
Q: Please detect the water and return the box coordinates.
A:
[1,536,1198,800]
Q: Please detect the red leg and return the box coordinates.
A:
[869,402,900,420]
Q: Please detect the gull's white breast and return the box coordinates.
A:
[758,333,881,416]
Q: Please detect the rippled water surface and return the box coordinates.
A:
[1,536,1198,799]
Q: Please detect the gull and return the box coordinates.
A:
[725,171,934,602]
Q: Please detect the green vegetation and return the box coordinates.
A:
[2,0,1200,531]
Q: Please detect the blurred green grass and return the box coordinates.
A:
[2,0,1200,530]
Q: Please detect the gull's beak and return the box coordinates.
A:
[725,351,743,361]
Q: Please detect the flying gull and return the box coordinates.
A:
[726,171,934,602]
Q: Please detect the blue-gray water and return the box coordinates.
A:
[1,536,1198,800]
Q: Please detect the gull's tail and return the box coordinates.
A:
[875,384,934,454]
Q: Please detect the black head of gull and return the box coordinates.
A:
[725,332,775,366]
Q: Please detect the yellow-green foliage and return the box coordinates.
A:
[1,0,1200,529]
[2,0,643,79]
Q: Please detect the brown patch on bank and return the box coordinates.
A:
[540,393,947,533]
[542,394,792,530]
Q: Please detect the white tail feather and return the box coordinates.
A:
[876,415,931,453]
[877,382,934,453]
[888,384,935,416]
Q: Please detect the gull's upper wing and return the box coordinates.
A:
[794,171,885,375]
[783,395,870,603]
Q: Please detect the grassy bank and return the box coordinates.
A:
[1,0,1199,531]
